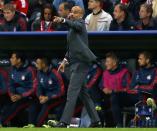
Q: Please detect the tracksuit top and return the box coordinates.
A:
[85,63,103,89]
[8,63,36,97]
[130,66,157,94]
[37,67,65,100]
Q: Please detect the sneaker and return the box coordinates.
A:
[53,122,68,128]
[146,98,157,110]
[23,124,35,128]
[89,121,102,127]
[47,120,58,127]
[42,124,51,128]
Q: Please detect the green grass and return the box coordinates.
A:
[0,128,157,131]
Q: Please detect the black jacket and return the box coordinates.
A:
[64,18,97,64]
[0,12,27,31]
[109,15,136,31]
[136,18,157,30]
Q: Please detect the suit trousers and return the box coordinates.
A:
[60,62,100,124]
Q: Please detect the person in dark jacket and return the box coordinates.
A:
[34,57,65,127]
[53,6,100,127]
[136,3,157,30]
[109,3,135,30]
[0,3,27,31]
[56,1,74,31]
[1,52,37,126]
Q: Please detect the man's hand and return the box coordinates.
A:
[53,16,64,23]
[58,58,68,72]
[103,88,112,94]
[58,62,66,72]
[39,95,44,101]
[11,94,22,102]
[39,96,48,104]
[67,13,74,20]
[11,95,16,102]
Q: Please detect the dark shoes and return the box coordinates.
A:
[54,122,68,128]
[54,121,102,128]
[89,121,102,127]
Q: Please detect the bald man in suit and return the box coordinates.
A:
[53,6,100,127]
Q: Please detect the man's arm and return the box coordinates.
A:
[21,67,37,97]
[53,16,83,32]
[64,19,83,32]
[58,58,69,72]
[130,71,138,89]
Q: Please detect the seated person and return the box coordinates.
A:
[1,52,36,126]
[85,0,113,31]
[109,3,135,31]
[31,4,56,31]
[130,51,157,103]
[0,3,27,31]
[136,3,157,30]
[25,57,65,127]
[56,1,74,31]
[101,52,138,127]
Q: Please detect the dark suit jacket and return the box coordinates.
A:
[64,18,97,64]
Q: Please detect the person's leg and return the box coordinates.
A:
[111,92,139,127]
[0,94,11,125]
[79,87,100,124]
[110,92,122,127]
[127,93,139,106]
[1,98,30,126]
[36,102,49,127]
[36,99,62,127]
[60,63,90,124]
[27,98,40,126]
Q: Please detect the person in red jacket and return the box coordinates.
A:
[120,0,129,5]
[11,0,29,16]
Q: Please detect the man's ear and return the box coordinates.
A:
[113,61,117,67]
[17,58,21,63]
[146,58,150,64]
[12,11,15,16]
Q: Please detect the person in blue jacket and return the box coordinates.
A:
[31,57,65,127]
[130,51,157,101]
[1,52,37,126]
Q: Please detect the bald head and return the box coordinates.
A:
[70,6,84,19]
[72,6,84,15]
